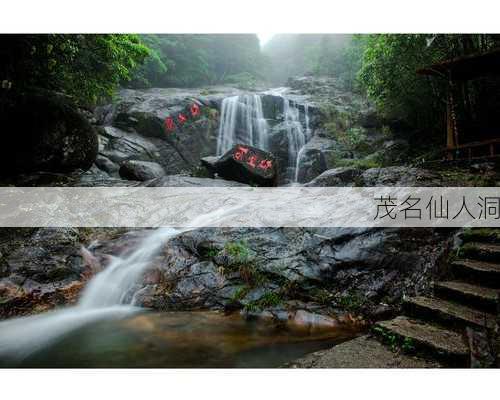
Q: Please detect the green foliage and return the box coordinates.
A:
[337,290,366,312]
[358,34,500,144]
[462,228,500,244]
[314,35,367,91]
[372,326,416,353]
[224,240,250,262]
[358,35,445,129]
[243,290,282,312]
[129,34,264,88]
[223,72,257,90]
[335,154,384,170]
[262,34,359,88]
[1,34,149,106]
[231,286,250,302]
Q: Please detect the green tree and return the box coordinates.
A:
[129,34,263,88]
[357,34,500,141]
[0,34,150,106]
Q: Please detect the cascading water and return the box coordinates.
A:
[294,103,311,182]
[0,205,244,360]
[282,99,311,183]
[216,94,269,155]
[217,92,312,183]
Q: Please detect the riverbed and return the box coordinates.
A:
[1,311,358,368]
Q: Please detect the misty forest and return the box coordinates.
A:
[1,34,500,368]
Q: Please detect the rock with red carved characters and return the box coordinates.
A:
[207,144,278,187]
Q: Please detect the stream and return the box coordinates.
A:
[1,311,355,368]
[0,206,358,367]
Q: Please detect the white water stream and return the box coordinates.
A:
[0,206,244,360]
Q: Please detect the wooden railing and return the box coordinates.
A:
[445,138,500,160]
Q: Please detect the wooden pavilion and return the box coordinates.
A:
[417,48,500,160]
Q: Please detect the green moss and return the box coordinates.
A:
[372,326,416,353]
[337,290,365,312]
[462,228,500,243]
[244,290,282,312]
[231,286,250,302]
[224,240,250,261]
[310,288,333,305]
[335,155,383,170]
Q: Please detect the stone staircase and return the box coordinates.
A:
[374,229,500,367]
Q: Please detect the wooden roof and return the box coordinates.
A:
[417,48,500,80]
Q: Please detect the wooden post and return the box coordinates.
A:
[446,90,457,160]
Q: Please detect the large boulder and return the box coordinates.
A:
[295,136,338,183]
[0,91,98,176]
[203,144,278,187]
[98,126,160,164]
[119,160,166,181]
[304,167,362,187]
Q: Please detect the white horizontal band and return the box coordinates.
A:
[1,187,500,228]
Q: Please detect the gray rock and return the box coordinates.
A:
[95,155,119,174]
[304,167,362,187]
[119,160,166,181]
[295,136,338,183]
[360,166,440,186]
[143,175,248,187]
[99,126,160,164]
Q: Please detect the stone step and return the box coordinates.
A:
[460,242,500,263]
[452,259,500,288]
[375,316,468,366]
[404,296,496,331]
[434,281,499,313]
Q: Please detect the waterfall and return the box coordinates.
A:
[216,94,269,155]
[0,205,244,360]
[294,103,311,182]
[282,100,311,182]
[216,92,312,183]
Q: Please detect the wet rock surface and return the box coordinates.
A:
[69,226,453,323]
[203,144,278,187]
[119,160,166,181]
[0,228,120,318]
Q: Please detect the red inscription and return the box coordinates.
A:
[164,116,175,132]
[247,154,257,168]
[232,146,273,171]
[190,103,200,117]
[258,159,273,170]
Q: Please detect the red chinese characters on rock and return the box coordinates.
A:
[164,103,202,135]
[164,116,175,132]
[258,159,273,171]
[177,113,188,124]
[233,146,273,171]
[233,146,249,161]
[190,103,200,117]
